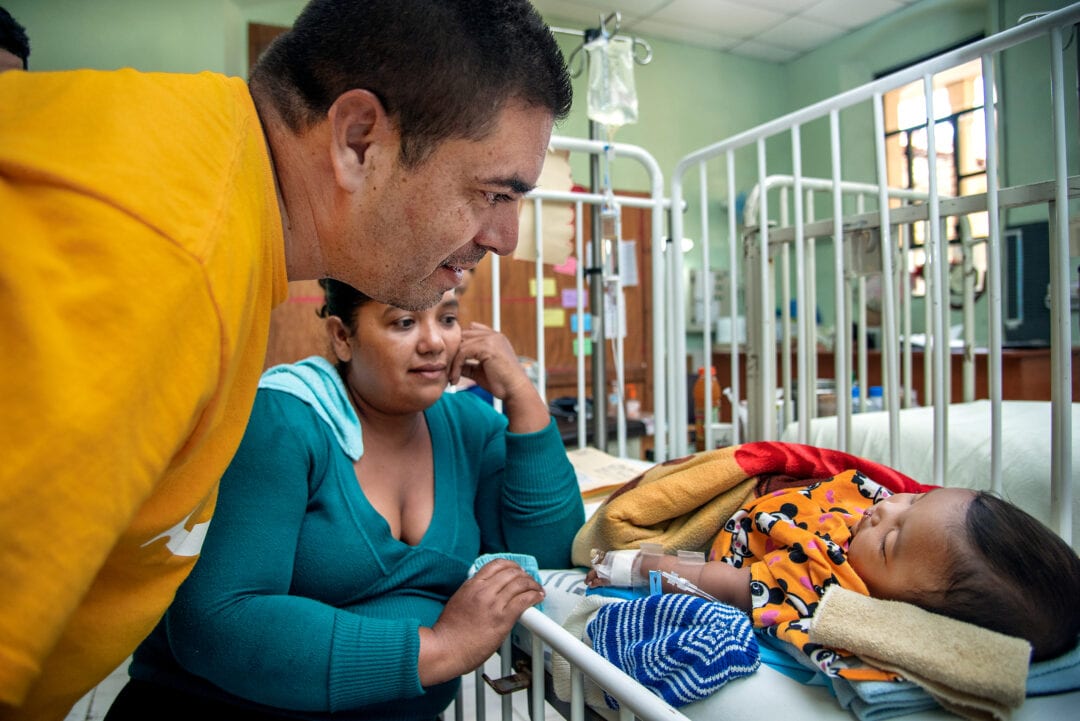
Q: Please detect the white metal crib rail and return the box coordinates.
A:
[670,3,1079,545]
[453,608,692,721]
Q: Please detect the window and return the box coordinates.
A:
[883,58,990,300]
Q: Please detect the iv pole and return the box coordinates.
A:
[551,12,652,450]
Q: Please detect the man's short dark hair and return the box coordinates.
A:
[0,6,30,68]
[249,0,572,168]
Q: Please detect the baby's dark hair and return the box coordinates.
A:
[915,491,1080,661]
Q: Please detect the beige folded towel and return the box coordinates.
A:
[810,586,1031,721]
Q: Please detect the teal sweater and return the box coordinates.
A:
[129,384,584,720]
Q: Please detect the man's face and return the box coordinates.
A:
[326,101,554,311]
[0,49,24,72]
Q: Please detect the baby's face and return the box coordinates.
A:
[847,487,974,602]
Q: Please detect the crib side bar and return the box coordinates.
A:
[872,93,901,467]
[727,151,742,446]
[981,53,1004,498]
[829,111,850,448]
[921,73,948,486]
[1048,26,1073,545]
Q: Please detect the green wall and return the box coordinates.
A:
[7,0,231,73]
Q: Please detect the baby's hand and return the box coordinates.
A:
[584,568,607,588]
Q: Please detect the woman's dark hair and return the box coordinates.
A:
[915,491,1080,661]
[318,278,373,376]
[317,278,371,332]
[249,0,572,168]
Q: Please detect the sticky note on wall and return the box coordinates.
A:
[573,338,593,356]
[529,278,557,298]
[570,313,592,333]
[543,308,565,327]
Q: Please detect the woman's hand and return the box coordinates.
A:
[417,559,544,686]
[448,323,551,433]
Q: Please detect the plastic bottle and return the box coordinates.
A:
[625,384,641,420]
[607,380,620,418]
[867,385,884,412]
[693,366,721,451]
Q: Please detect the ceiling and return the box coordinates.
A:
[531,0,921,63]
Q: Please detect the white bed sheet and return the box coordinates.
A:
[779,400,1080,550]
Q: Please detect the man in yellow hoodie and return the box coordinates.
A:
[0,2,571,719]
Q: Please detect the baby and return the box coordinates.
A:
[587,470,1080,669]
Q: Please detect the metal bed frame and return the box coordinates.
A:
[670,3,1077,537]
[458,5,1079,719]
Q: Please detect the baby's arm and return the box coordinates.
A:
[587,548,752,613]
[643,554,752,613]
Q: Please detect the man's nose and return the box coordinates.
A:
[476,204,521,256]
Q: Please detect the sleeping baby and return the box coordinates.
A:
[586,470,1080,677]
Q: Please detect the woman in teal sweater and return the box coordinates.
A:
[106,280,585,720]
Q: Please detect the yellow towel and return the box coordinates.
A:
[810,586,1031,721]
[570,448,757,565]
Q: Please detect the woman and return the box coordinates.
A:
[106,280,585,720]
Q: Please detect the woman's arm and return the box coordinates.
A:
[448,325,585,568]
[417,559,544,686]
[164,392,425,712]
[448,322,550,434]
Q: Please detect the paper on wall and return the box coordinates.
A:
[515,149,575,265]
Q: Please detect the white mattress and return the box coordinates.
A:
[779,400,1079,550]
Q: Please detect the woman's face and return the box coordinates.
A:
[343,290,461,413]
[846,487,974,603]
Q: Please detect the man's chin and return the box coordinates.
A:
[378,284,447,311]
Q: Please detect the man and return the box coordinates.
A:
[0,6,29,70]
[0,1,571,719]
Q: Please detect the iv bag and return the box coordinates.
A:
[584,35,638,130]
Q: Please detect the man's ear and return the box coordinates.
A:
[326,89,392,191]
[326,316,353,363]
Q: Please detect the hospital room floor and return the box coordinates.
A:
[64,656,561,720]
